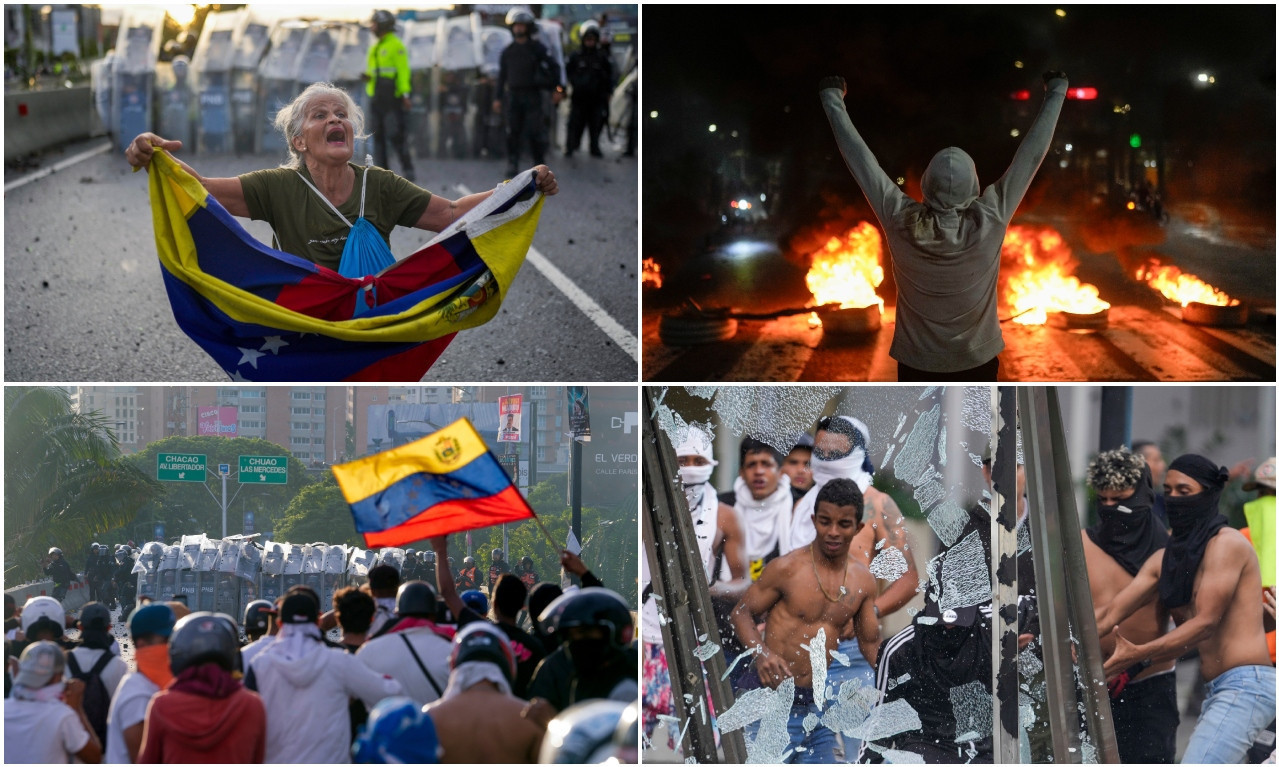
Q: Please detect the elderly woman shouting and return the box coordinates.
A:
[126,82,558,273]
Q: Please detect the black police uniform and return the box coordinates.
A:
[565,44,614,157]
[497,36,559,174]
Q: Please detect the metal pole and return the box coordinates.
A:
[1097,387,1133,453]
[991,387,1019,763]
[221,469,228,539]
[529,399,538,487]
[1020,387,1120,763]
[641,388,745,763]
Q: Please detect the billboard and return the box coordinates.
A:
[498,394,523,442]
[198,406,238,437]
[365,403,501,453]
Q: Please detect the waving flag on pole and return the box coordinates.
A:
[332,418,536,548]
[147,149,544,381]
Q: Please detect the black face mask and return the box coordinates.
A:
[566,638,610,671]
[1158,478,1228,609]
[1164,488,1223,536]
[1087,466,1168,576]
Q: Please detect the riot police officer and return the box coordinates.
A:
[564,21,614,158]
[366,10,416,182]
[488,548,510,593]
[494,8,562,178]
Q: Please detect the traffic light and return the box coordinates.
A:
[1129,133,1142,149]
[1066,87,1097,100]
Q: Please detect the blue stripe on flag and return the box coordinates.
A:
[347,452,513,533]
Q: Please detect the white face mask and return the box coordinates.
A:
[811,450,868,488]
[678,463,714,488]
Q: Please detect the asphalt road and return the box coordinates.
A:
[5,137,637,382]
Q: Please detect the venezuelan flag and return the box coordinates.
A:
[147,149,544,382]
[332,418,535,548]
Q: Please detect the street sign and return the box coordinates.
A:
[239,455,288,485]
[218,463,230,476]
[157,453,206,482]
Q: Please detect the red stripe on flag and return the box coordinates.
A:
[360,484,535,548]
[341,333,457,382]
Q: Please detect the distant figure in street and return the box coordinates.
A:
[494,8,562,177]
[43,547,75,603]
[564,21,614,158]
[818,71,1069,381]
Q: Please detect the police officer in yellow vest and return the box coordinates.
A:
[366,10,415,182]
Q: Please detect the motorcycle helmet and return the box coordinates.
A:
[537,700,630,763]
[395,580,438,618]
[169,611,240,674]
[352,696,440,764]
[449,622,516,686]
[540,588,633,648]
[243,599,275,636]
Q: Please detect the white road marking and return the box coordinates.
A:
[460,183,638,362]
[4,141,114,193]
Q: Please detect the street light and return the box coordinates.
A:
[1194,72,1216,86]
[708,124,717,133]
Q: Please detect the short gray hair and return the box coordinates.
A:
[1086,447,1146,491]
[272,82,369,169]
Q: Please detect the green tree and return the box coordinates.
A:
[5,387,162,585]
[127,436,316,541]
[273,475,362,547]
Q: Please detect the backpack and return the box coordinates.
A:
[66,651,114,744]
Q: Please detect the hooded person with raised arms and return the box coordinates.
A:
[818,70,1068,380]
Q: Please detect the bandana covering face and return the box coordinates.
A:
[784,416,873,554]
[1158,455,1229,609]
[1086,466,1169,576]
[136,643,175,689]
[732,473,793,563]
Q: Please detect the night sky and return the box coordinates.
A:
[642,5,1276,256]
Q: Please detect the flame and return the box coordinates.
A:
[1003,225,1110,325]
[642,258,663,289]
[1136,262,1238,307]
[805,222,885,327]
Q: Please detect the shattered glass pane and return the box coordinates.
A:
[1017,517,1033,556]
[880,747,927,764]
[912,478,946,512]
[719,678,795,763]
[851,698,922,741]
[960,386,992,435]
[919,386,938,402]
[893,404,941,485]
[693,640,721,661]
[949,681,993,742]
[801,627,828,711]
[938,425,948,467]
[937,531,991,610]
[869,546,909,581]
[707,386,842,454]
[927,497,971,548]
[893,412,908,438]
[686,386,718,400]
[1018,647,1044,678]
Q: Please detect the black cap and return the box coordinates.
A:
[280,592,319,625]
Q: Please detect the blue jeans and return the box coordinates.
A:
[827,639,875,761]
[1182,664,1276,764]
[741,672,837,764]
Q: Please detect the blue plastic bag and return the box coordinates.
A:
[339,217,396,316]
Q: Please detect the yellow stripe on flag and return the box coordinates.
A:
[331,418,490,504]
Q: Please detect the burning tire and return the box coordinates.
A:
[658,311,738,345]
[1181,301,1248,327]
[819,305,882,338]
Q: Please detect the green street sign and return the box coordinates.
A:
[158,453,207,482]
[239,455,288,485]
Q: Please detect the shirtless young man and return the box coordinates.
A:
[1080,448,1176,763]
[1095,454,1275,764]
[732,478,881,763]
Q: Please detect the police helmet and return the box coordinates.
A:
[21,596,66,638]
[491,549,503,562]
[520,555,534,567]
[505,8,536,30]
[243,599,275,636]
[460,589,489,615]
[169,611,240,674]
[579,20,601,41]
[540,588,633,648]
[352,696,440,764]
[463,556,476,568]
[395,580,438,618]
[423,550,436,564]
[48,547,63,557]
[449,622,516,685]
[115,549,130,564]
[537,700,630,763]
[371,10,396,35]
[405,548,416,558]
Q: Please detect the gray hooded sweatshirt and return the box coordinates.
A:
[820,79,1067,372]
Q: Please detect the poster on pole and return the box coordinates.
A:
[497,394,523,442]
[568,386,591,442]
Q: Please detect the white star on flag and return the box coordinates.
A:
[260,336,290,355]
[237,347,266,369]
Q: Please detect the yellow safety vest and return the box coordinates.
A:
[366,32,411,99]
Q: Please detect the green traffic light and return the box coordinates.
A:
[1129,133,1142,149]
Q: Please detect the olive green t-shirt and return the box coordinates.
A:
[239,163,433,271]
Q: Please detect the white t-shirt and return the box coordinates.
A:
[357,626,452,705]
[3,697,91,763]
[104,672,159,764]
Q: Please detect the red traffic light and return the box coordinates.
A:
[1067,87,1098,100]
[1010,89,1031,101]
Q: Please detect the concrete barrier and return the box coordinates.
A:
[5,576,90,615]
[4,86,96,162]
